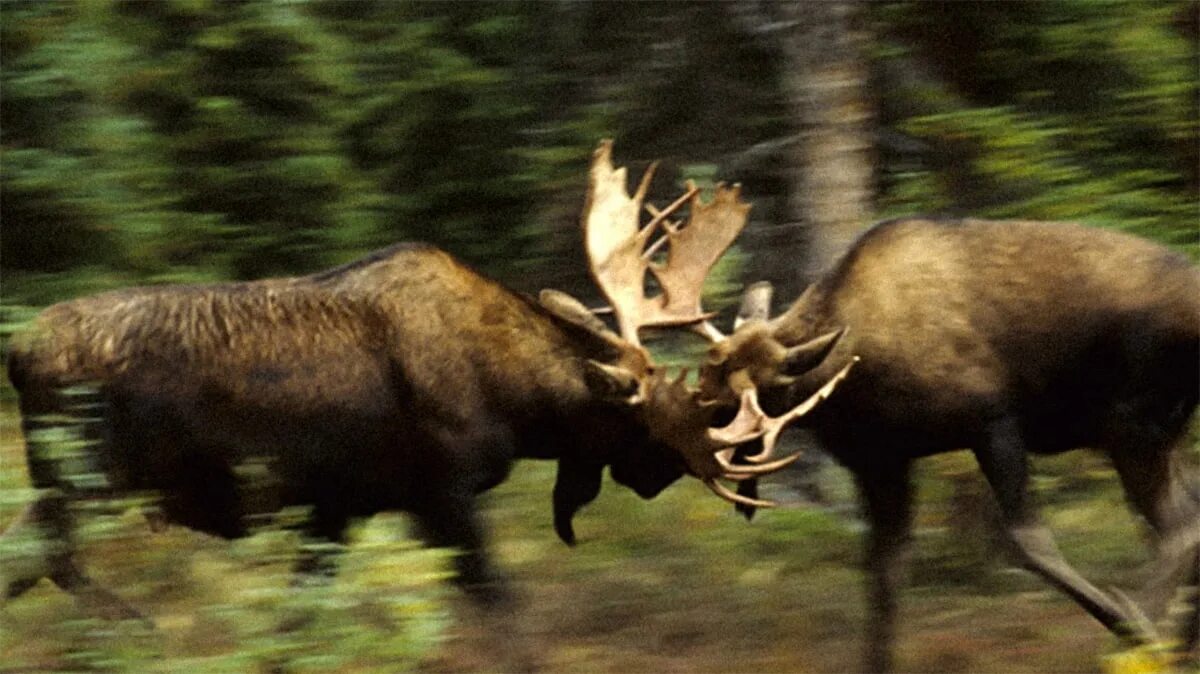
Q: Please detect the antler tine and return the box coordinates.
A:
[713,447,802,477]
[744,356,859,464]
[705,387,767,447]
[704,476,778,508]
[582,140,750,346]
[667,355,857,508]
[650,180,752,343]
[642,187,700,262]
[634,159,659,203]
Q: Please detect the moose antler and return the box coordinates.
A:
[643,358,857,508]
[583,140,750,345]
[575,140,855,508]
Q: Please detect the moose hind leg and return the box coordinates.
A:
[292,501,350,582]
[6,390,145,622]
[1111,443,1200,653]
[1,499,58,600]
[2,492,144,622]
[972,417,1148,643]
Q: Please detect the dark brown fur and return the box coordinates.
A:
[709,218,1200,671]
[3,242,686,622]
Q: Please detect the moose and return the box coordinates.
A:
[700,216,1200,671]
[0,142,844,635]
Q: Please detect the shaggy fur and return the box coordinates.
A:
[3,242,686,620]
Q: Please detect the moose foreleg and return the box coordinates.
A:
[414,496,537,671]
[973,417,1150,644]
[856,462,914,674]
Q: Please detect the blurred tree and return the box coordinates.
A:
[779,1,875,283]
[1,0,1194,299]
[310,0,594,284]
[113,0,358,280]
[721,0,876,299]
[872,0,1199,256]
[2,3,130,278]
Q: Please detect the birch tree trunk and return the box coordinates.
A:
[779,1,874,282]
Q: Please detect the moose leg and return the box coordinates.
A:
[3,389,143,621]
[2,498,47,598]
[1110,445,1200,653]
[2,499,56,601]
[292,502,349,581]
[855,462,914,674]
[414,495,512,609]
[270,505,351,637]
[973,417,1146,643]
[2,492,144,622]
[414,496,537,672]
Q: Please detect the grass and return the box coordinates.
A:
[0,398,1187,673]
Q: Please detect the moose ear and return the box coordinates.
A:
[539,289,608,332]
[734,281,773,330]
[540,289,625,358]
[782,328,845,375]
[583,359,641,400]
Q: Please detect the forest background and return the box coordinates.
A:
[1,1,1197,673]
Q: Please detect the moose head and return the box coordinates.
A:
[550,140,856,510]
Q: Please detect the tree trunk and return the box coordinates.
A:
[780,1,874,282]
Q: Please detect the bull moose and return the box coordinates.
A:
[0,142,843,637]
[700,217,1200,671]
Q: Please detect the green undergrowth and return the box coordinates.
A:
[1,406,1193,673]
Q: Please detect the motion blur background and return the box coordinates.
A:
[1,2,1197,672]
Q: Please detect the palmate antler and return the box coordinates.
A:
[582,140,749,345]
[579,140,855,508]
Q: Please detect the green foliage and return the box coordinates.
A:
[0,408,450,673]
[4,1,1192,306]
[327,5,561,272]
[0,524,451,674]
[874,0,1198,257]
[111,0,358,279]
